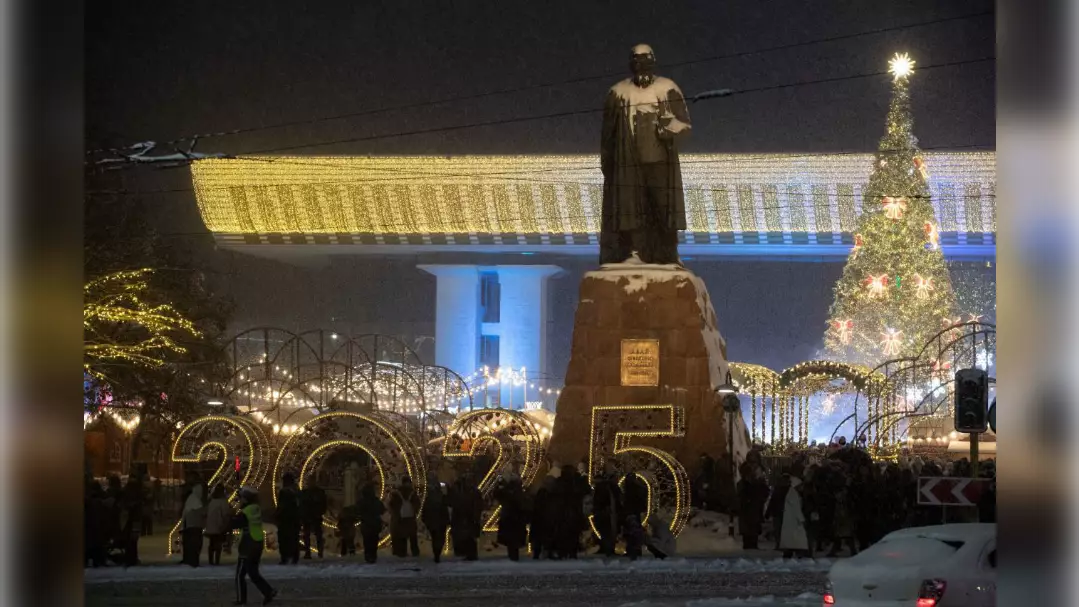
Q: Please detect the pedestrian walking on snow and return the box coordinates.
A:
[233,487,276,605]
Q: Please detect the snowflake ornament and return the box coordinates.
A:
[821,393,837,416]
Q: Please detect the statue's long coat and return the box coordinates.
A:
[600,76,691,233]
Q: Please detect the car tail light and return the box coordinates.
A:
[917,579,947,607]
[822,580,835,605]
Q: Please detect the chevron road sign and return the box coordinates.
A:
[917,476,989,506]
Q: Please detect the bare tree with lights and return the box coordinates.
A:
[824,53,958,364]
[84,188,234,466]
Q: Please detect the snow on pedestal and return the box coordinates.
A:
[547,263,751,479]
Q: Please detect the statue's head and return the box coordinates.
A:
[629,44,656,81]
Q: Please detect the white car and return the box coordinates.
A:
[824,523,996,606]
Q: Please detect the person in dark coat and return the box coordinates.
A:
[591,465,623,557]
[694,454,716,510]
[119,476,144,567]
[827,481,859,557]
[449,473,484,561]
[812,463,837,553]
[622,472,649,522]
[850,463,878,551]
[140,473,155,537]
[736,462,769,549]
[766,473,791,551]
[529,473,558,559]
[84,481,108,567]
[299,479,328,559]
[421,472,449,563]
[494,476,529,561]
[357,483,386,564]
[336,502,359,557]
[104,475,123,559]
[622,514,645,560]
[276,473,301,565]
[388,477,421,557]
[552,465,587,559]
[799,467,821,558]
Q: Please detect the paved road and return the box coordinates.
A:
[86,561,827,606]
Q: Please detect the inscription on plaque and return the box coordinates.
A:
[620,339,660,386]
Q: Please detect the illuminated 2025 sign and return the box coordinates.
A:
[169,404,689,555]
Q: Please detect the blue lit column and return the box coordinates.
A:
[417,265,480,379]
[494,265,562,408]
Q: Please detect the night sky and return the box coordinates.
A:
[85,0,996,376]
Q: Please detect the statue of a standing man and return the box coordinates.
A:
[600,44,691,265]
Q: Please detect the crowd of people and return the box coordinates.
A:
[84,440,997,574]
[292,461,676,565]
[83,472,159,568]
[735,439,998,559]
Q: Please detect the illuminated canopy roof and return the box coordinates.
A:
[191,152,995,259]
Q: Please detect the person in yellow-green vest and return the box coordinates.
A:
[232,487,277,605]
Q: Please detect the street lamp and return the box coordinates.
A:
[715,369,738,395]
[725,390,742,536]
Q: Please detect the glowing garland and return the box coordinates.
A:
[190,153,995,236]
[168,415,266,555]
[84,269,202,378]
[441,409,545,534]
[272,411,424,548]
[588,405,689,537]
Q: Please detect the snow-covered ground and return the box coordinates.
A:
[85,555,832,584]
[621,593,821,607]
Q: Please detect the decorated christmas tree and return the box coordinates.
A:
[824,53,958,364]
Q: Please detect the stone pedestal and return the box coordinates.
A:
[547,264,751,477]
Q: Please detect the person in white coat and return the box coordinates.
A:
[204,484,233,565]
[180,485,207,567]
[778,472,810,559]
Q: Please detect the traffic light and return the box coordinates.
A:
[954,368,989,433]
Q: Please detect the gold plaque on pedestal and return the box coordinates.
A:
[621,339,660,386]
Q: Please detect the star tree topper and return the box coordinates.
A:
[889,52,915,81]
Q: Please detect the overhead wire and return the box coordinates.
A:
[86,140,996,199]
[236,57,995,156]
[87,54,995,194]
[85,9,992,155]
